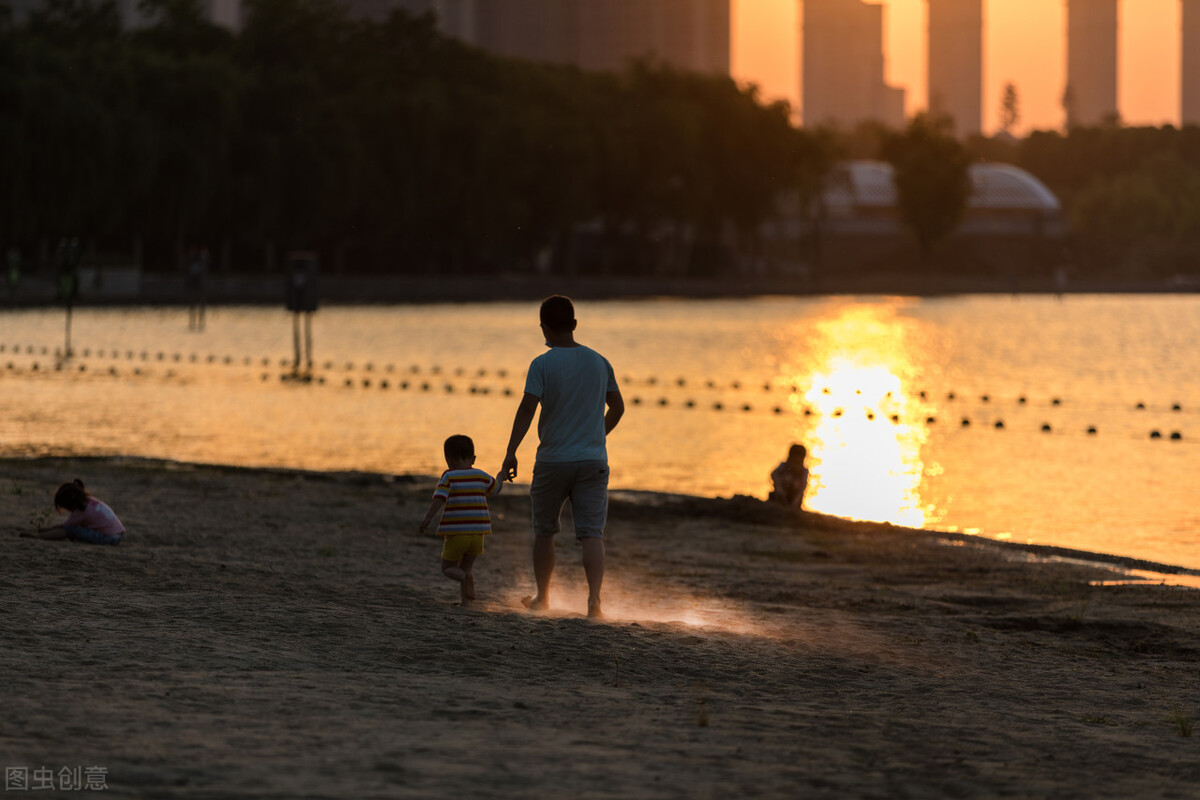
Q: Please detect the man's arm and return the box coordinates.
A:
[502,393,540,480]
[605,389,625,435]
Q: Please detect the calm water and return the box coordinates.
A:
[3,295,1199,573]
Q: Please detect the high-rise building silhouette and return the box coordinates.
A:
[1066,0,1119,127]
[802,0,905,130]
[1184,0,1200,125]
[926,0,982,136]
[371,0,729,77]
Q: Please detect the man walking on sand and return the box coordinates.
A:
[502,295,624,619]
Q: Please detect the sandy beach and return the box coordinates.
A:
[2,456,1198,798]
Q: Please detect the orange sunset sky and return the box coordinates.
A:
[732,0,1182,134]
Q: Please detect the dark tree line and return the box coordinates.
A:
[970,124,1200,278]
[0,0,831,276]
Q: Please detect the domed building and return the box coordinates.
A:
[820,160,1065,237]
[802,160,1067,282]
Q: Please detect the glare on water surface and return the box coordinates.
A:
[785,304,928,528]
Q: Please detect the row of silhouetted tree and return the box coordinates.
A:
[3,0,1199,280]
[972,124,1200,278]
[0,0,830,276]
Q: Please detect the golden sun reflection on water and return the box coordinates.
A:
[788,304,929,529]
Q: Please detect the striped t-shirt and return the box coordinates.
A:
[433,468,502,535]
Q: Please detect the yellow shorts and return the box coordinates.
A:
[441,534,484,562]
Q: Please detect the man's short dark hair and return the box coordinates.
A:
[444,434,475,462]
[540,295,575,332]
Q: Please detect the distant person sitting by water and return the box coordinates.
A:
[769,444,809,511]
[418,435,505,607]
[22,479,126,545]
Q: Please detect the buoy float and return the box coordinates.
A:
[1135,402,1145,410]
[1041,424,1052,432]
[1087,426,1097,435]
[995,421,1005,429]
[1150,430,1162,439]
[1171,432,1183,440]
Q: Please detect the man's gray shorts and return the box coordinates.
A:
[530,460,609,539]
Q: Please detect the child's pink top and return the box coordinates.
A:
[65,497,126,536]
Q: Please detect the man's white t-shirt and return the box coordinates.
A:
[524,345,618,464]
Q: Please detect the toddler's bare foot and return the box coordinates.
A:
[587,599,603,619]
[521,595,548,612]
[463,573,476,601]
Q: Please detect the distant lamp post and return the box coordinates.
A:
[5,247,20,303]
[55,237,80,358]
[284,252,319,377]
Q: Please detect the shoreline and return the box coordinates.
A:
[3,455,1200,797]
[5,272,1200,308]
[10,453,1200,583]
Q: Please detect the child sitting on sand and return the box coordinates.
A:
[769,444,810,511]
[418,435,504,606]
[23,479,126,545]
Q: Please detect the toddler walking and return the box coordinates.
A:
[419,435,504,606]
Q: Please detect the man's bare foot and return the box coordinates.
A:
[587,600,603,619]
[521,595,548,611]
[463,573,476,601]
